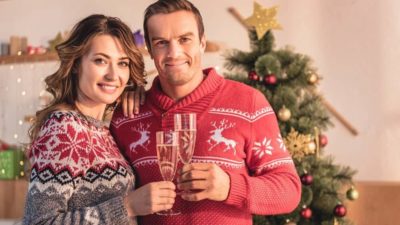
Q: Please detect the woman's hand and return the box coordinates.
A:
[121,85,146,118]
[124,181,176,216]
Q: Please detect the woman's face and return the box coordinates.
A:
[76,34,130,110]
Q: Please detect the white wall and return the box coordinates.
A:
[0,0,399,181]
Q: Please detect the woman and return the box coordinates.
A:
[23,14,175,225]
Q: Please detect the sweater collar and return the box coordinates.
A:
[149,67,223,111]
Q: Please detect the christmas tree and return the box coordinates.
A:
[224,3,358,225]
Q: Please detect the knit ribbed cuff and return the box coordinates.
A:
[99,196,131,225]
[224,172,248,209]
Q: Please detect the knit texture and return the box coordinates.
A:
[110,68,301,225]
[23,111,136,225]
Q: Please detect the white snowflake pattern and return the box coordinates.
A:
[252,137,274,158]
[33,114,123,174]
[277,134,286,151]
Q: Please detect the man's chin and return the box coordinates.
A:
[163,75,190,86]
[164,66,187,74]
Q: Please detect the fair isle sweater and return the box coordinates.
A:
[23,111,136,225]
[110,68,301,225]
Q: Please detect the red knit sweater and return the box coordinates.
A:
[110,68,301,225]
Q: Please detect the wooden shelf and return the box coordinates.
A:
[0,48,150,65]
[0,52,59,65]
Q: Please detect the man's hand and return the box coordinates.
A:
[177,163,230,201]
[121,85,146,118]
[124,181,176,216]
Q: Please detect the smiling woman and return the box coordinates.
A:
[74,34,131,119]
[22,14,177,225]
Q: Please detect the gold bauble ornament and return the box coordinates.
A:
[346,186,359,200]
[281,70,288,79]
[334,218,339,225]
[308,73,319,84]
[306,142,316,154]
[244,2,282,40]
[278,106,291,121]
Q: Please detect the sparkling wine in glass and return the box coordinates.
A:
[174,113,197,193]
[156,130,180,216]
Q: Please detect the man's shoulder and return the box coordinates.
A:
[222,77,261,96]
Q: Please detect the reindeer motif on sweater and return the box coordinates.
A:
[207,119,237,155]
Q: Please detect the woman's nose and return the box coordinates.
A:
[105,64,118,81]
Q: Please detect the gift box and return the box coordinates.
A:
[0,149,25,180]
[0,139,11,151]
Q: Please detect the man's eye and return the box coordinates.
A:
[155,40,168,47]
[180,37,191,44]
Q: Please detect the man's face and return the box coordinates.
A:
[147,10,206,88]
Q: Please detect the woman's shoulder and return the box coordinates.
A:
[49,110,77,119]
[44,110,83,127]
[35,109,90,139]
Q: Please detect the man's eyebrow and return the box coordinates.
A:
[151,32,195,42]
[179,32,195,37]
[151,36,165,42]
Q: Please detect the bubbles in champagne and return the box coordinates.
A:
[178,130,196,164]
[157,145,178,181]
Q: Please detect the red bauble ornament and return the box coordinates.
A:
[334,204,347,217]
[248,71,259,81]
[264,74,277,85]
[319,134,328,147]
[300,207,312,219]
[301,174,313,186]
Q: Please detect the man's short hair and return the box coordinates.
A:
[143,0,205,51]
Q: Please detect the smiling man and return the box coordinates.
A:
[110,1,301,225]
[146,9,205,100]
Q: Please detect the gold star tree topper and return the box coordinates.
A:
[244,2,282,40]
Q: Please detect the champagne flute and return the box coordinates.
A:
[174,113,196,193]
[156,130,180,216]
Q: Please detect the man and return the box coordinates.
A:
[110,0,301,224]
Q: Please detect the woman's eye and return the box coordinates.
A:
[119,61,129,67]
[94,58,106,65]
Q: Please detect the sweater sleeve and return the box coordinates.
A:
[224,90,301,215]
[23,113,132,225]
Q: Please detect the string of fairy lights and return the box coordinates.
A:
[0,61,58,145]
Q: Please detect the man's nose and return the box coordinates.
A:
[167,41,182,58]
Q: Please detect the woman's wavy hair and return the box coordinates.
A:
[29,14,145,141]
